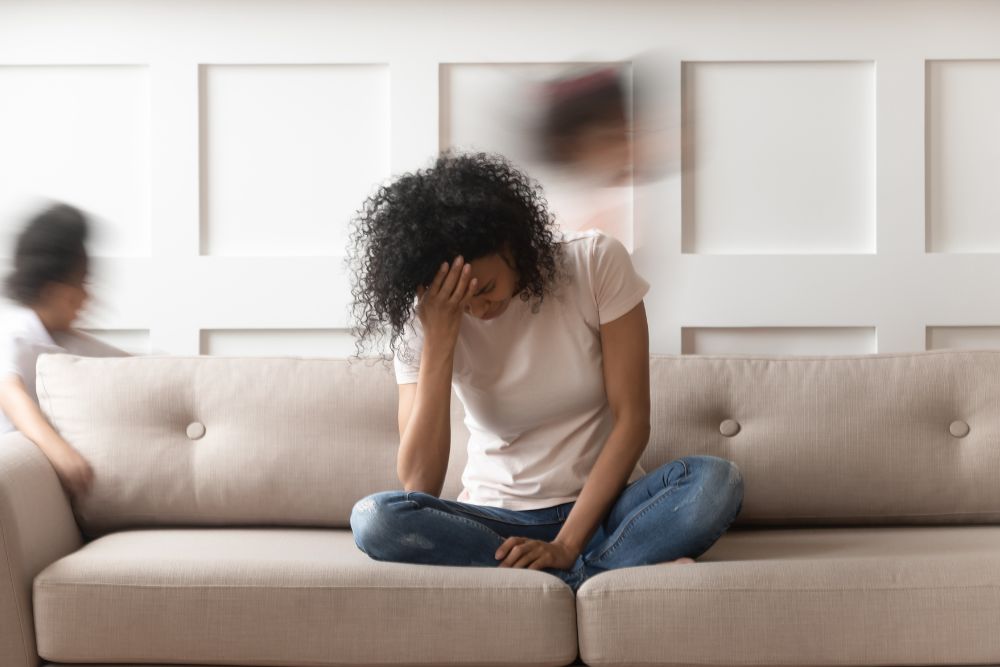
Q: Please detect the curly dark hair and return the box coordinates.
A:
[4,203,89,307]
[346,149,565,360]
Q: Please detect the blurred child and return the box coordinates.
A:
[524,65,635,250]
[533,65,632,188]
[525,56,681,252]
[0,203,128,496]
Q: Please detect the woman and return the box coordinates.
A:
[0,203,127,497]
[347,150,743,593]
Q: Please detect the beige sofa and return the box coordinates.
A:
[2,349,1000,667]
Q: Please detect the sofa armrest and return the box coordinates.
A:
[0,431,82,667]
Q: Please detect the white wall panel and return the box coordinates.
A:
[0,65,150,257]
[199,64,390,257]
[0,0,998,357]
[681,327,877,356]
[927,326,1000,351]
[681,61,875,254]
[926,60,1000,253]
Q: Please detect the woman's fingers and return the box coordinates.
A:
[428,261,449,296]
[449,264,474,305]
[439,256,464,298]
[423,254,476,317]
[496,536,523,562]
[459,278,477,311]
[498,537,534,568]
[508,543,541,569]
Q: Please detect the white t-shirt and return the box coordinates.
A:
[0,300,128,434]
[394,229,651,510]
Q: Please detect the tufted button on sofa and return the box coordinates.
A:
[3,350,1000,667]
[949,419,971,438]
[719,418,741,437]
[185,421,207,440]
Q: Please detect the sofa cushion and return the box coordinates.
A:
[33,528,577,666]
[35,354,470,536]
[576,525,1000,666]
[642,350,1000,526]
[35,350,1000,533]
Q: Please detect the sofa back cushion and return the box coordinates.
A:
[36,354,469,537]
[36,350,1000,536]
[645,350,1000,526]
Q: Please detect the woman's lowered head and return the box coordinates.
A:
[347,150,564,359]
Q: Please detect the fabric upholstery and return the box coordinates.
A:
[26,349,1000,667]
[0,432,82,667]
[33,528,577,666]
[642,350,1000,526]
[576,524,1000,666]
[35,354,470,537]
[34,350,1000,536]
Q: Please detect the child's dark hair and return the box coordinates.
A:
[534,66,628,165]
[346,149,563,359]
[3,203,89,307]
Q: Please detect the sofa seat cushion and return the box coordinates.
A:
[33,528,577,666]
[577,525,1000,667]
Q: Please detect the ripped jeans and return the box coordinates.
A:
[349,454,744,593]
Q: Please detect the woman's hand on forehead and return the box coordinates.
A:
[415,255,478,349]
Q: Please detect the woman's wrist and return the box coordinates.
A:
[421,336,458,365]
[551,535,583,558]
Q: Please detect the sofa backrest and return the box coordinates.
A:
[35,350,1000,536]
[646,351,1000,527]
[36,354,468,537]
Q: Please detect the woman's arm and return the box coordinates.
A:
[0,374,94,495]
[395,257,477,496]
[551,300,651,557]
[395,340,455,496]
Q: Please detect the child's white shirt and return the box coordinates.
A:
[0,300,127,434]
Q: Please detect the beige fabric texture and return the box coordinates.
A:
[576,525,1000,666]
[35,353,471,537]
[0,432,82,667]
[24,349,1000,667]
[35,349,1000,537]
[643,350,1000,526]
[33,528,578,666]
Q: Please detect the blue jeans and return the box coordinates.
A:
[350,454,743,593]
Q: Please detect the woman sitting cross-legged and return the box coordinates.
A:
[346,150,743,593]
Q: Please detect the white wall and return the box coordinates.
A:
[1,0,998,356]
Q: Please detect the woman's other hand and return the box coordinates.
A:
[495,536,579,571]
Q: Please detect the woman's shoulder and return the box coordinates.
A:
[546,229,613,305]
[556,228,630,274]
[557,227,601,245]
[555,228,599,262]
